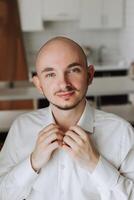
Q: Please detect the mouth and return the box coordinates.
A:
[56,91,75,99]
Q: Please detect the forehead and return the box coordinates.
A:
[36,40,86,72]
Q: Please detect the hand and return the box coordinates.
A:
[62,125,100,173]
[31,123,64,172]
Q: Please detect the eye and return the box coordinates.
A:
[68,67,81,73]
[45,73,56,78]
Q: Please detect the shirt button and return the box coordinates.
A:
[61,164,65,170]
[61,189,64,195]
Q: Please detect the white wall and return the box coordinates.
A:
[120,0,134,65]
[24,22,121,71]
[119,0,134,103]
[23,0,134,71]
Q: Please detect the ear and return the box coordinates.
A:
[32,75,44,95]
[87,65,95,85]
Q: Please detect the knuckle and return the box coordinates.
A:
[37,135,43,143]
[50,141,58,149]
[49,123,56,128]
[79,140,84,147]
[37,142,45,151]
[54,140,59,146]
[51,127,59,133]
[38,135,43,142]
[63,135,67,140]
[52,132,57,139]
[73,149,80,158]
[58,134,63,140]
[83,134,88,141]
[74,146,80,154]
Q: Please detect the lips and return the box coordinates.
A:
[56,91,75,99]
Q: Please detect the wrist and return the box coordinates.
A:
[30,153,41,174]
[90,153,100,173]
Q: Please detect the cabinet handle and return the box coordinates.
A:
[101,15,104,26]
[102,15,108,27]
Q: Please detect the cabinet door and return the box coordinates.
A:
[42,0,79,21]
[79,0,123,29]
[79,0,102,29]
[103,0,123,28]
[18,0,43,31]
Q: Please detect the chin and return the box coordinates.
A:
[50,96,86,110]
[54,104,77,110]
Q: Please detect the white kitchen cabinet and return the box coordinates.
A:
[18,0,43,31]
[80,0,124,29]
[42,0,79,21]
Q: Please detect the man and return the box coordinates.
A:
[0,36,134,200]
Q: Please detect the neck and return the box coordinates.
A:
[51,99,86,132]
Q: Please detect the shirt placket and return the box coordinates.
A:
[58,149,66,200]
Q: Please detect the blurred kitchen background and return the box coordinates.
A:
[1,0,134,148]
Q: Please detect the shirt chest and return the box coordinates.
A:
[28,149,101,200]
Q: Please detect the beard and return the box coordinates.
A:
[49,94,86,110]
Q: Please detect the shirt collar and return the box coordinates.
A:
[47,100,95,134]
[77,101,95,134]
[46,106,56,124]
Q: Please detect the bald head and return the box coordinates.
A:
[35,36,87,71]
[33,36,95,109]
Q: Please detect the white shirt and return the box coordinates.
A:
[0,101,134,200]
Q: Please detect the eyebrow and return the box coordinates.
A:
[40,62,82,74]
[41,67,55,74]
[67,62,82,68]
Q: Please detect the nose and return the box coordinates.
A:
[58,73,71,90]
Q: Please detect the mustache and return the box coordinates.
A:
[55,85,79,94]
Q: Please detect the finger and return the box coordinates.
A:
[43,132,58,145]
[38,127,63,143]
[62,144,72,154]
[63,135,78,151]
[39,123,58,135]
[65,130,84,147]
[69,126,88,142]
[47,141,59,153]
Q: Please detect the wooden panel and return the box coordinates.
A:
[0,0,28,81]
[0,0,33,109]
[0,100,33,110]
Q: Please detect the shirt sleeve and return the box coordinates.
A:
[0,118,38,200]
[91,123,134,199]
[0,157,38,200]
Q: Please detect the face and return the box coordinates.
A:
[33,40,94,111]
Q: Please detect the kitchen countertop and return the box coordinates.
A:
[94,64,129,71]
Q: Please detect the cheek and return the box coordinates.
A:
[41,80,58,95]
[72,76,88,88]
